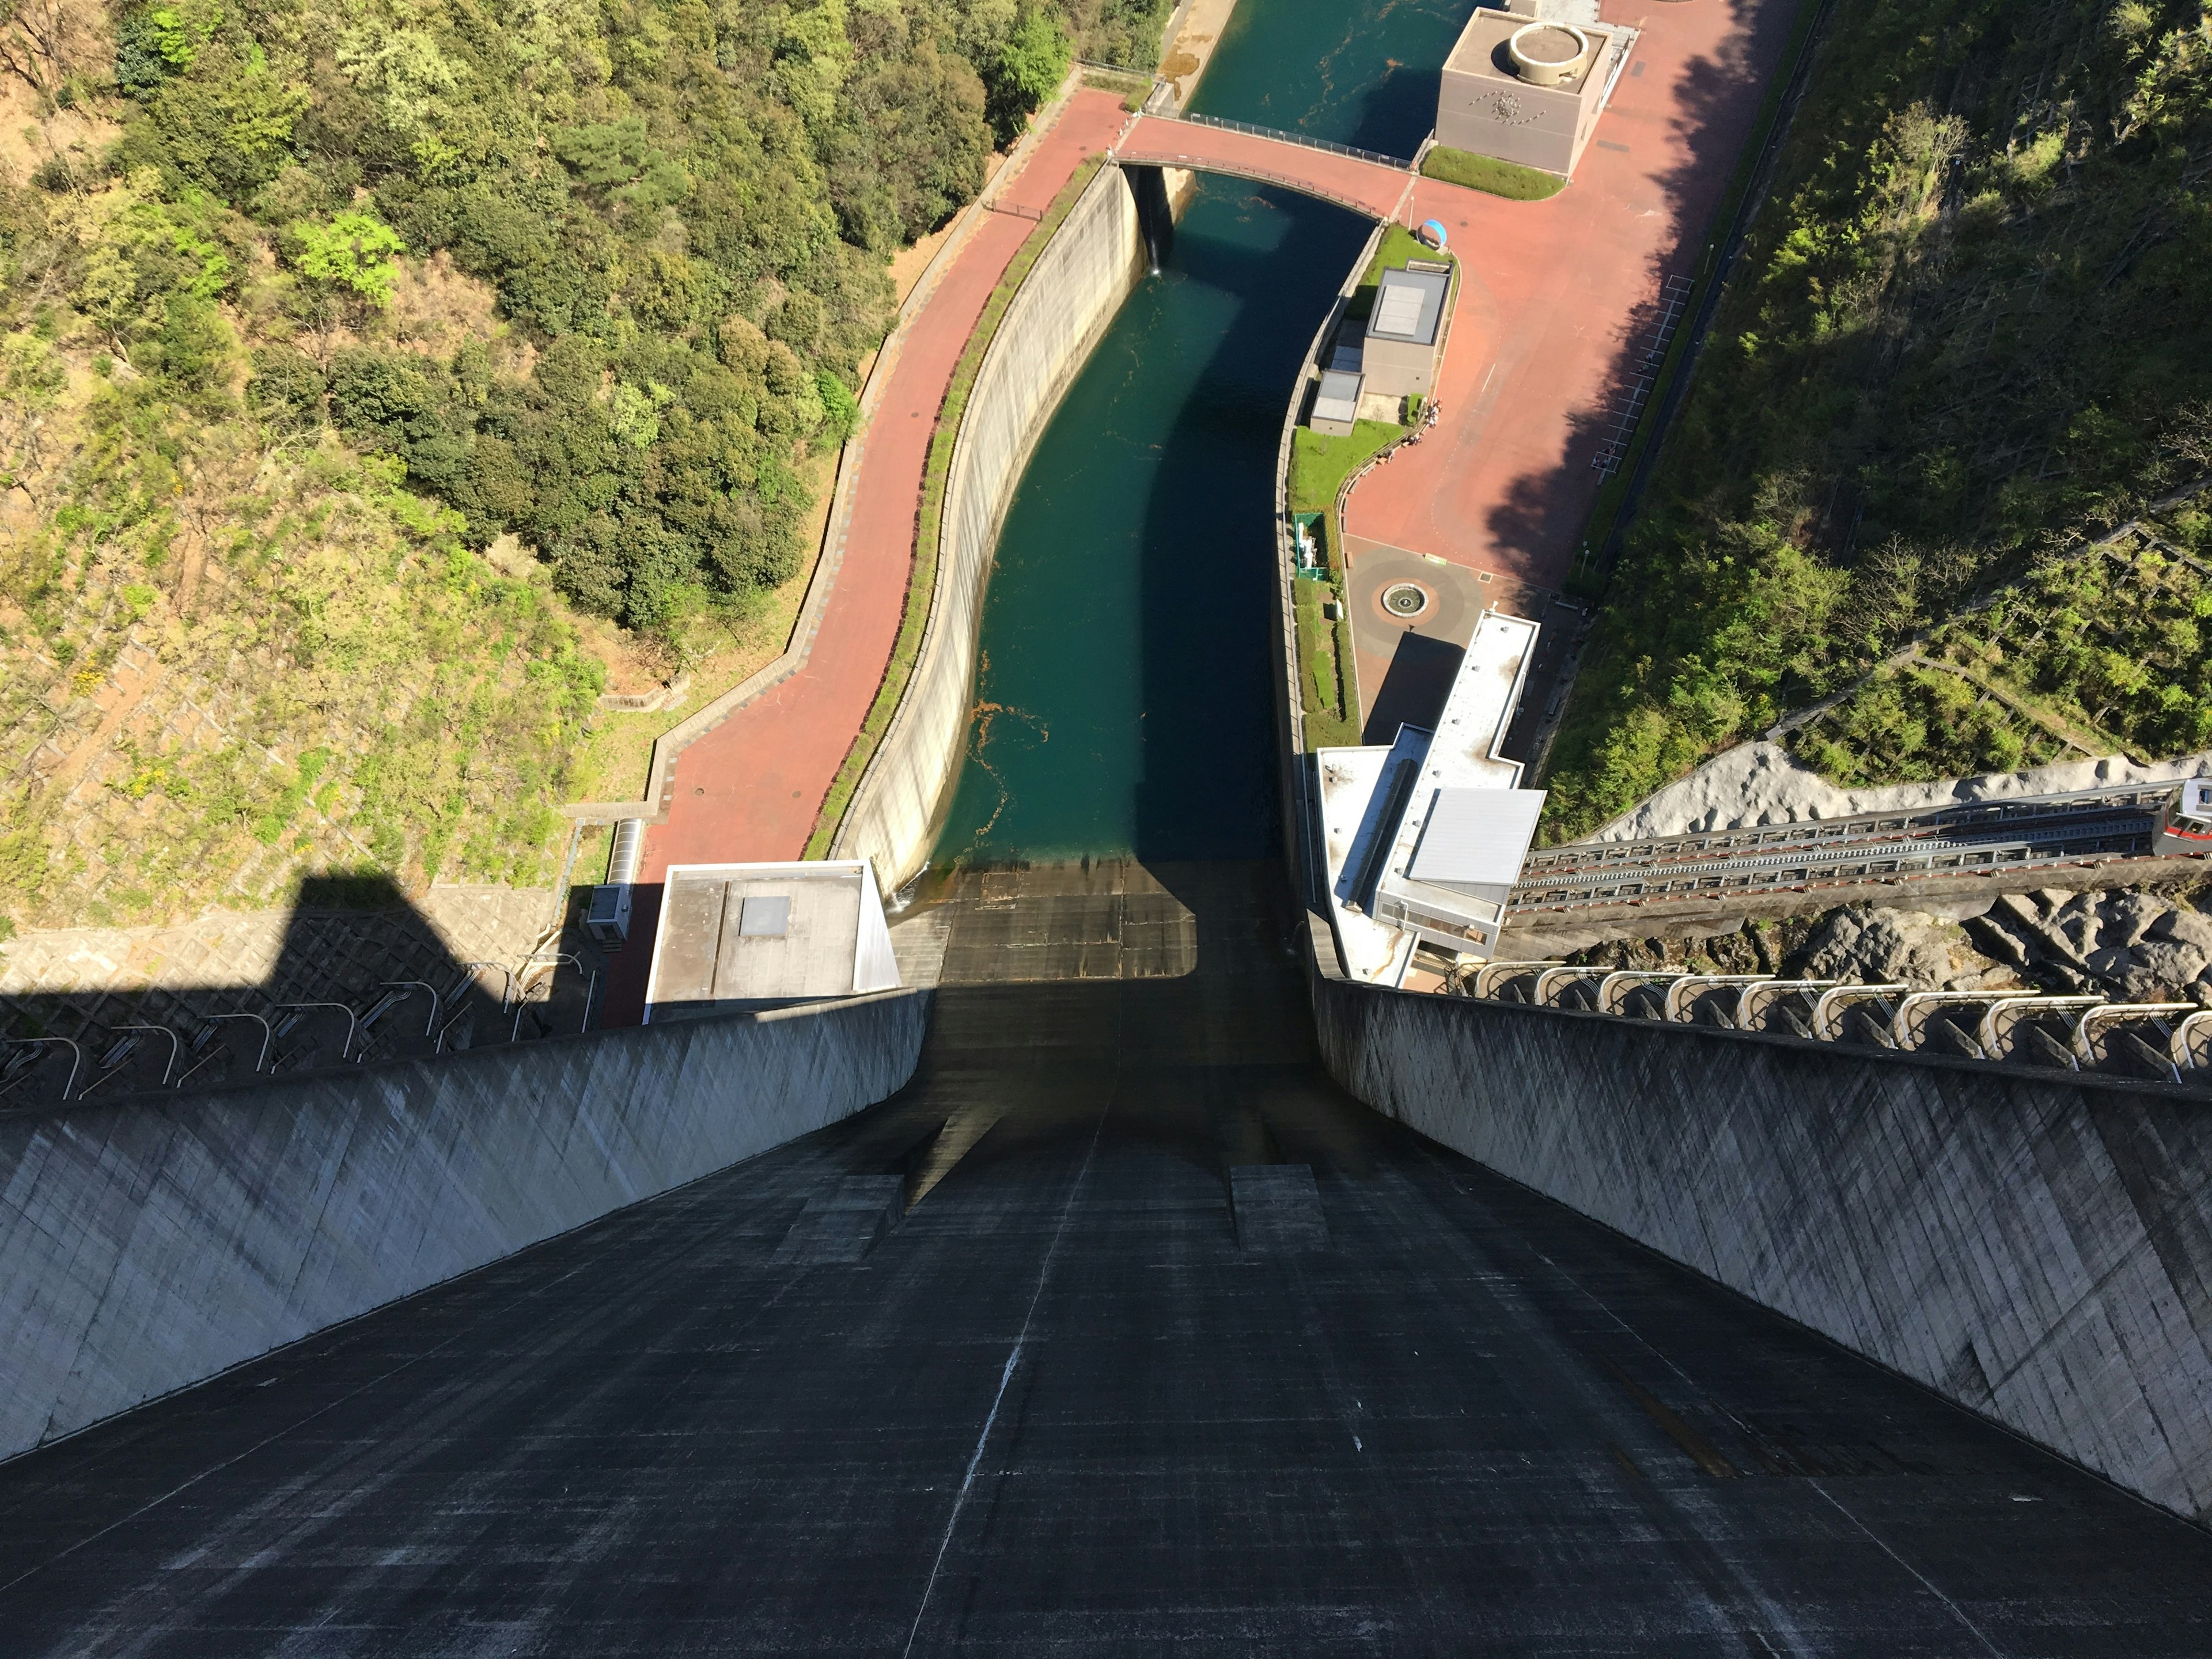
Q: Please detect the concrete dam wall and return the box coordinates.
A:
[1310,975,2212,1523]
[0,989,929,1463]
[834,164,1152,890]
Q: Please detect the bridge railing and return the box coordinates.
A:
[1164,109,1414,172]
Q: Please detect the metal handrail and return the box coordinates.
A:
[2075,1003,2194,1081]
[275,1001,359,1063]
[2173,1010,2212,1075]
[196,1012,273,1074]
[115,1024,183,1089]
[3,1037,81,1102]
[1597,969,1687,1017]
[1472,959,1563,1000]
[1662,974,1770,1025]
[1167,109,1414,171]
[1889,990,2033,1058]
[1533,966,1606,1009]
[1978,995,2100,1066]
[1813,984,1907,1045]
[453,963,514,1013]
[378,981,441,1037]
[1736,979,1837,1032]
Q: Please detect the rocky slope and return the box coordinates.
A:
[1567,883,2212,1005]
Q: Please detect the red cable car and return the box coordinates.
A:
[2154,778,2212,854]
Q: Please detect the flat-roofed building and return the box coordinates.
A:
[644,859,900,1021]
[1436,9,1635,179]
[1361,266,1450,399]
[1316,610,1547,981]
[1308,368,1363,437]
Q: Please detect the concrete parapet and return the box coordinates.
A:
[0,988,929,1462]
[1310,974,2212,1523]
[833,165,1150,891]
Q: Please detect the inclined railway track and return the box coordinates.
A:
[1507,785,2176,914]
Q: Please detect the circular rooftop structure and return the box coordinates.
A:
[1509,21,1589,85]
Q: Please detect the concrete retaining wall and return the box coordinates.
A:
[1312,975,2212,1523]
[834,165,1149,889]
[0,989,929,1461]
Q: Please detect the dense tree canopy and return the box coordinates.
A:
[0,0,1156,928]
[55,0,1119,630]
[1543,0,2212,838]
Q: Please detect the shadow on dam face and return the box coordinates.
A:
[1,861,2208,1652]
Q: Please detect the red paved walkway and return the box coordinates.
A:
[1115,115,1413,222]
[605,88,1132,1022]
[1344,0,1799,590]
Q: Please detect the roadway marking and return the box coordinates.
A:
[900,1086,1112,1657]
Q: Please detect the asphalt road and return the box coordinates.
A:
[2,865,2206,1655]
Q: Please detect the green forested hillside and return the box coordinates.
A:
[1542,0,2212,839]
[0,0,1143,933]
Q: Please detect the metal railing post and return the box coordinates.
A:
[2,1036,82,1102]
[275,1001,361,1063]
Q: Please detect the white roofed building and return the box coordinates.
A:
[1314,610,1547,986]
[644,860,901,1021]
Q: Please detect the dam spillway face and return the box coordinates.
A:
[2,863,2208,1653]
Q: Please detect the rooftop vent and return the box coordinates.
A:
[1508,21,1588,86]
[738,895,791,937]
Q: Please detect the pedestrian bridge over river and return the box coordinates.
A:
[1113,111,1418,222]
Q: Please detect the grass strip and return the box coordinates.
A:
[1290,420,1404,521]
[804,157,1109,859]
[1082,69,1153,110]
[1294,574,1362,749]
[1419,146,1567,201]
[1567,0,1830,596]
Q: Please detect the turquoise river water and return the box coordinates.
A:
[928,0,1482,870]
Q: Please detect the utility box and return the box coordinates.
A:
[584,882,632,950]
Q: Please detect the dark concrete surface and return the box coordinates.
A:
[2,863,2207,1656]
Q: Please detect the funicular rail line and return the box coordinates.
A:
[1508,785,2175,912]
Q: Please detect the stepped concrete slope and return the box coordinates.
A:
[2,865,2207,1654]
[0,991,927,1462]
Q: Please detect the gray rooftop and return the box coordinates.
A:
[1312,368,1363,424]
[647,861,898,1018]
[1368,267,1449,346]
[1406,785,1548,888]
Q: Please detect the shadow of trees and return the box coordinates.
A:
[1479,0,1788,577]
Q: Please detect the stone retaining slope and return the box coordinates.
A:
[832,164,1150,891]
[1312,977,2212,1524]
[0,989,929,1462]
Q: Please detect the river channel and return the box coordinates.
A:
[926,0,1482,872]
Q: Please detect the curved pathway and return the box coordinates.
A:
[603,88,1132,1024]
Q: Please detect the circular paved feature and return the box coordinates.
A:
[1382,581,1430,619]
